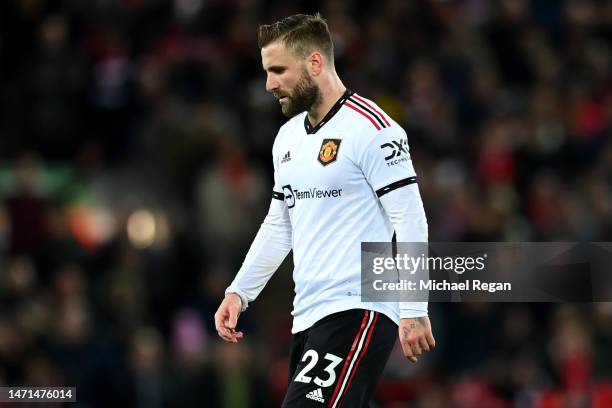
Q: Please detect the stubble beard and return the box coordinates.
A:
[276,69,321,118]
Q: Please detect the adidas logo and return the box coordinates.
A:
[305,388,324,403]
[281,151,291,163]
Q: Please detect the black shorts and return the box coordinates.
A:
[282,309,397,408]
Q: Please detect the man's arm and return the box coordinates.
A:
[379,185,435,362]
[357,123,435,362]
[215,145,292,343]
[224,194,292,307]
[379,183,429,317]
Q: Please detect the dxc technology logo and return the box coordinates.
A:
[380,139,410,167]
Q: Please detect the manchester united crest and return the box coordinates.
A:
[318,138,341,166]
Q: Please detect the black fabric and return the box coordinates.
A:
[375,177,417,198]
[283,309,396,407]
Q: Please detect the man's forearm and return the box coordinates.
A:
[225,217,292,310]
[379,184,429,317]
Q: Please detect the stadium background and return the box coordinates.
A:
[1,0,612,406]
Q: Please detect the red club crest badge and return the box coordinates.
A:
[318,139,341,166]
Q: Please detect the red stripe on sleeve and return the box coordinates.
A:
[344,101,381,131]
[352,94,391,127]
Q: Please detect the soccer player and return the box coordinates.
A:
[214,13,435,407]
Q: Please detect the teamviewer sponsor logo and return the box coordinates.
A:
[282,185,296,208]
[305,388,325,403]
[294,187,343,199]
[282,185,342,208]
[380,139,410,167]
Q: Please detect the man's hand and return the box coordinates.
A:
[398,316,435,363]
[214,293,244,343]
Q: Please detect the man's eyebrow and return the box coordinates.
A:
[264,65,287,72]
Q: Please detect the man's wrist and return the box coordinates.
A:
[226,291,248,312]
[399,310,428,319]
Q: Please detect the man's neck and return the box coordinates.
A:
[307,75,346,127]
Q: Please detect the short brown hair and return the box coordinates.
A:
[258,13,334,65]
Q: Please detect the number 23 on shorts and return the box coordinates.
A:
[294,349,343,388]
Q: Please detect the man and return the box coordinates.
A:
[214,13,435,407]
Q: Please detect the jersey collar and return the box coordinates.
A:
[304,89,353,134]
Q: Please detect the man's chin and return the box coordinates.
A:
[281,103,299,118]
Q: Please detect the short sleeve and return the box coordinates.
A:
[356,126,417,196]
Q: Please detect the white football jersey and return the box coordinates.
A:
[227,90,428,333]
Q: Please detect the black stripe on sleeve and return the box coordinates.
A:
[272,191,285,200]
[376,177,417,198]
[348,97,387,128]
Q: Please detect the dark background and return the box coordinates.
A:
[1,0,611,406]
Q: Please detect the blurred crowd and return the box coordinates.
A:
[1,0,612,406]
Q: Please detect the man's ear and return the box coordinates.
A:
[308,51,324,76]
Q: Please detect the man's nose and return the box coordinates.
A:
[266,75,279,93]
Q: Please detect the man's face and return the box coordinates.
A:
[261,40,320,117]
